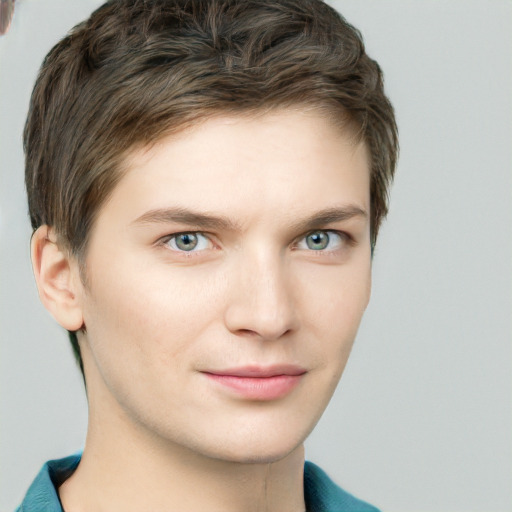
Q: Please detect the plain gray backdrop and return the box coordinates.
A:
[1,1,511,511]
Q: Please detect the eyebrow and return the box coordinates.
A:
[132,207,241,231]
[289,205,368,233]
[131,205,368,233]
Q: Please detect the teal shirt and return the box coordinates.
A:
[16,454,380,512]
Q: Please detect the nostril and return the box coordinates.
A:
[238,328,258,337]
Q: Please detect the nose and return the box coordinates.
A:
[223,250,299,341]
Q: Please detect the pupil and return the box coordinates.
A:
[177,233,197,251]
[308,232,328,250]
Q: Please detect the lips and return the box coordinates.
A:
[202,365,306,401]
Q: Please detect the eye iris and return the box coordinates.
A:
[176,233,198,251]
[306,231,329,250]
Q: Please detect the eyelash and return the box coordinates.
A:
[294,230,352,253]
[162,232,213,254]
[160,230,353,256]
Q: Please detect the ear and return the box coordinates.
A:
[31,226,84,331]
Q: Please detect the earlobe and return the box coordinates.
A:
[31,226,84,331]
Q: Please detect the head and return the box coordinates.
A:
[26,0,397,461]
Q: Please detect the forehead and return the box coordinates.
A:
[102,109,370,226]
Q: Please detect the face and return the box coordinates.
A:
[77,110,371,463]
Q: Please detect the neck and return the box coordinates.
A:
[59,389,306,512]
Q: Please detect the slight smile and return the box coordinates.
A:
[202,365,307,401]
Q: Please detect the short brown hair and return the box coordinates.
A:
[24,0,398,373]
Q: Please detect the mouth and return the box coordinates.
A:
[201,365,307,401]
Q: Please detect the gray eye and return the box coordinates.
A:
[306,231,330,250]
[174,233,199,251]
[166,232,211,252]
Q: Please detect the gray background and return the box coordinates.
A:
[1,1,511,511]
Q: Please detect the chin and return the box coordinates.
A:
[190,425,310,466]
[208,445,302,466]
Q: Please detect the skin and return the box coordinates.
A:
[32,109,372,512]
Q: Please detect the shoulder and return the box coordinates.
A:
[304,461,380,512]
[16,455,378,512]
[16,453,81,512]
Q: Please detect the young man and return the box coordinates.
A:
[18,0,398,510]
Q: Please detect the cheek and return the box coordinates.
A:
[297,259,371,357]
[285,261,371,427]
[81,259,225,377]
[84,265,195,372]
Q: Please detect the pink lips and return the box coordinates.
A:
[202,365,306,401]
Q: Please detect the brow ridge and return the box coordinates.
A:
[289,205,368,234]
[131,205,368,233]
